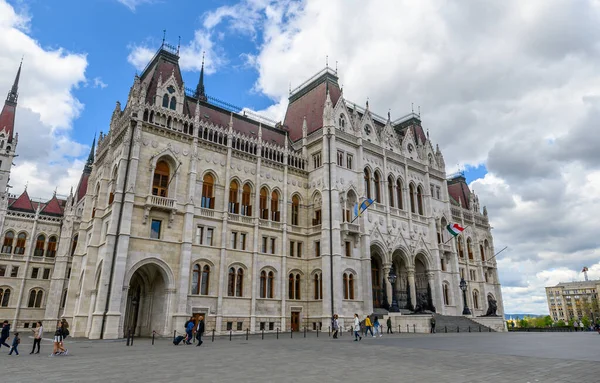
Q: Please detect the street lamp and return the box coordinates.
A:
[388,265,400,312]
[459,278,471,315]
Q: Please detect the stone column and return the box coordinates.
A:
[382,263,392,307]
[280,141,289,331]
[250,127,263,332]
[13,208,40,326]
[407,268,417,310]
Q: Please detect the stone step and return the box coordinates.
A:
[433,313,495,332]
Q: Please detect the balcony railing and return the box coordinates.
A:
[342,222,360,235]
[146,195,176,210]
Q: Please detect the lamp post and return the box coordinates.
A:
[388,265,400,312]
[459,278,471,315]
[326,128,334,319]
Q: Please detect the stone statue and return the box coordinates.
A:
[484,296,498,316]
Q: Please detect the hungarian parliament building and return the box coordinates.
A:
[0,43,504,338]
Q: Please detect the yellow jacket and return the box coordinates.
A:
[365,317,372,327]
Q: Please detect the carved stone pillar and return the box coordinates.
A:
[407,268,416,311]
[383,263,392,306]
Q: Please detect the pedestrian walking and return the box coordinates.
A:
[60,319,70,352]
[364,315,374,337]
[332,314,339,339]
[373,317,383,337]
[195,316,205,347]
[353,314,362,341]
[51,321,67,356]
[0,321,11,350]
[185,317,195,345]
[386,317,393,334]
[430,316,436,334]
[8,332,20,355]
[30,321,43,354]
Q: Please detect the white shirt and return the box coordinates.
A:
[354,317,360,331]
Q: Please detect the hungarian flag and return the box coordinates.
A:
[446,223,465,237]
[582,267,589,273]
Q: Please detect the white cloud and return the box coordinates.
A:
[126,44,155,71]
[0,0,88,198]
[116,0,155,12]
[199,0,600,314]
[93,77,107,89]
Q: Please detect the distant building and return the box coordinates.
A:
[545,280,600,322]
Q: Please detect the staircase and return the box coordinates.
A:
[433,313,495,333]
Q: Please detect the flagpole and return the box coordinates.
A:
[349,199,374,224]
[442,225,470,245]
[486,246,508,262]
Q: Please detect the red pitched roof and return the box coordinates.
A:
[76,172,89,203]
[40,195,64,216]
[9,190,35,212]
[0,102,16,143]
[447,176,470,209]
[284,72,342,142]
[140,49,185,106]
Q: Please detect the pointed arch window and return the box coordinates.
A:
[201,174,215,209]
[443,284,450,305]
[192,264,201,295]
[241,183,252,216]
[229,180,239,214]
[409,184,416,213]
[260,271,267,298]
[47,236,58,258]
[473,290,480,309]
[70,235,78,257]
[338,114,346,129]
[162,94,169,108]
[34,235,45,257]
[169,96,176,110]
[15,233,26,255]
[480,244,485,262]
[343,273,349,299]
[396,179,404,210]
[364,169,371,199]
[259,187,268,220]
[268,271,274,298]
[387,176,395,208]
[457,236,465,258]
[467,238,474,260]
[417,186,424,215]
[295,274,301,300]
[291,195,300,226]
[28,289,44,308]
[373,172,381,203]
[235,268,244,297]
[227,267,236,297]
[153,161,170,197]
[349,274,355,300]
[0,288,10,307]
[314,274,321,300]
[201,265,210,295]
[2,231,14,254]
[288,274,294,300]
[271,191,280,221]
[60,289,68,309]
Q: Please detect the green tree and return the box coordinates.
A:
[568,318,575,327]
[543,315,553,327]
[556,319,566,327]
[582,316,590,328]
[519,319,529,328]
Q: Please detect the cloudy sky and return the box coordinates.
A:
[1,0,599,314]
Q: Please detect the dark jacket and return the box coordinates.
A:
[54,327,64,337]
[196,320,205,334]
[1,324,10,338]
[11,335,19,346]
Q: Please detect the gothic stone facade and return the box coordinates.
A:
[0,48,504,338]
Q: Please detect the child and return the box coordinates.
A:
[8,332,20,355]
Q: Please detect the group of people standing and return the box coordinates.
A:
[0,319,69,356]
[331,314,393,341]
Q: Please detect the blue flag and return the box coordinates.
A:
[354,198,374,218]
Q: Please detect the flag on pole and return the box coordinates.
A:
[446,223,465,237]
[582,267,589,273]
[354,198,374,218]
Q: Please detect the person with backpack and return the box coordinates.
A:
[0,321,10,350]
[60,319,70,351]
[30,321,43,354]
[195,316,205,347]
[364,315,374,337]
[332,314,339,339]
[51,320,67,356]
[353,314,362,341]
[386,317,393,334]
[184,316,194,344]
[8,332,19,355]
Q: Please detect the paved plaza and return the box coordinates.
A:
[1,332,599,382]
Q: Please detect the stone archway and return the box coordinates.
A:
[414,253,435,312]
[123,263,169,337]
[370,248,385,309]
[391,250,411,310]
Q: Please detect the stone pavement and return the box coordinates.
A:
[1,331,599,383]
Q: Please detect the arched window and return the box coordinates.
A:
[35,290,43,308]
[314,274,320,300]
[338,114,346,129]
[229,180,239,214]
[260,271,267,298]
[227,267,235,297]
[109,167,118,204]
[143,109,149,122]
[480,244,485,262]
[467,238,474,260]
[457,236,464,258]
[34,235,45,257]
[15,233,26,255]
[70,235,78,257]
[170,96,176,110]
[349,274,355,300]
[47,236,58,257]
[162,94,169,108]
[2,231,14,254]
[343,273,349,299]
[396,179,404,210]
[60,289,68,309]
[268,271,274,298]
[364,169,371,199]
[473,290,480,309]
[387,175,394,207]
[291,195,300,226]
[295,274,301,300]
[0,288,10,307]
[443,284,450,305]
[271,191,280,221]
[288,274,294,300]
[409,184,416,213]
[191,264,201,294]
[201,265,210,295]
[236,268,244,297]
[153,161,170,197]
[373,172,381,203]
[259,187,268,219]
[241,183,252,216]
[417,186,424,215]
[201,174,215,209]
[28,289,43,308]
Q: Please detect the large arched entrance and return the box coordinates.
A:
[414,254,435,312]
[391,250,411,310]
[370,251,385,309]
[123,263,169,337]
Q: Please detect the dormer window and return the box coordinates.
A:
[162,94,169,108]
[169,96,176,110]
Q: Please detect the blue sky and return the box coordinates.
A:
[3,0,600,315]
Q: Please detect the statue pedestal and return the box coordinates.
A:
[470,316,507,332]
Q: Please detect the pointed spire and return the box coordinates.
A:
[7,58,22,104]
[195,52,206,101]
[1,60,22,143]
[84,136,96,174]
[258,123,263,140]
[228,112,233,132]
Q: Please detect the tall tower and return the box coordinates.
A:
[0,61,22,193]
